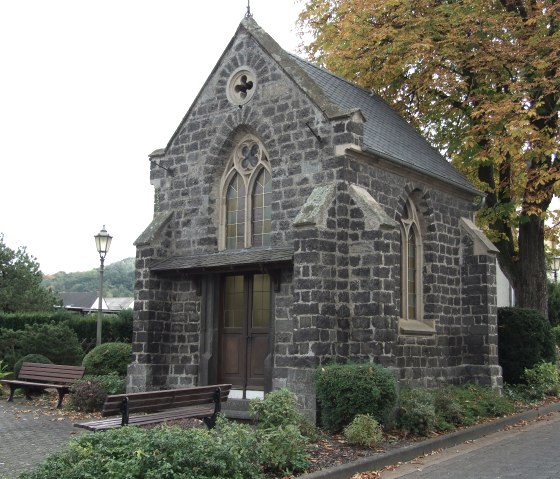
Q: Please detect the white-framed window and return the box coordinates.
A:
[220,135,272,250]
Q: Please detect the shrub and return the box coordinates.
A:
[397,388,436,436]
[70,380,107,412]
[552,325,560,348]
[548,281,560,327]
[82,342,132,376]
[343,414,383,448]
[522,362,560,400]
[498,307,556,384]
[432,387,465,430]
[14,354,52,377]
[315,363,397,432]
[257,425,309,475]
[20,419,262,479]
[0,360,12,395]
[0,311,75,331]
[250,388,317,437]
[63,313,133,344]
[447,384,514,424]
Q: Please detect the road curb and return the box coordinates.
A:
[299,402,560,479]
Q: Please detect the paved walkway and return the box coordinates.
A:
[0,394,89,478]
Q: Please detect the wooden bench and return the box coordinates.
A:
[74,384,232,432]
[0,362,85,408]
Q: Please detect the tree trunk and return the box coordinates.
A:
[515,214,548,317]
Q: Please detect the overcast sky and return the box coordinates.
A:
[0,0,305,274]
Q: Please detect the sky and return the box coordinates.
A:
[0,0,306,275]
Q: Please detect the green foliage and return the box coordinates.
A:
[343,414,383,448]
[42,257,135,297]
[63,313,133,343]
[249,389,312,473]
[257,425,309,475]
[0,234,60,313]
[250,388,305,430]
[521,362,560,401]
[0,322,83,369]
[444,384,515,425]
[20,419,263,479]
[498,307,556,384]
[0,311,75,331]
[548,281,560,327]
[552,325,560,348]
[81,342,132,377]
[397,388,437,436]
[315,363,397,432]
[81,373,126,395]
[14,354,52,377]
[0,359,12,394]
[397,384,515,436]
[69,373,126,412]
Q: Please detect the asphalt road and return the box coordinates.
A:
[381,412,560,479]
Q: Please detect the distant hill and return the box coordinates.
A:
[42,257,135,297]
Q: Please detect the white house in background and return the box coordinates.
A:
[496,261,515,307]
[58,292,132,314]
[105,297,135,311]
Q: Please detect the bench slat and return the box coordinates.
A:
[76,405,215,431]
[101,384,231,417]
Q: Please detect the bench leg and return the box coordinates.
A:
[56,390,66,409]
[7,385,16,402]
[203,414,217,429]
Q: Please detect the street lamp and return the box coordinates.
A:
[553,257,560,283]
[94,225,112,345]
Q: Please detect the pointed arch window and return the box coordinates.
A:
[401,198,423,322]
[221,135,272,250]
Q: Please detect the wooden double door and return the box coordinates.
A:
[218,273,271,391]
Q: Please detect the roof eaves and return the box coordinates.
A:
[360,145,482,197]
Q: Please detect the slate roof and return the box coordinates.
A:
[151,247,294,272]
[288,55,478,195]
[58,292,98,309]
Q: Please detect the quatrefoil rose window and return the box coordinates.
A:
[227,67,256,105]
[234,139,263,172]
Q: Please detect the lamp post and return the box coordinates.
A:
[94,226,112,345]
[553,257,560,283]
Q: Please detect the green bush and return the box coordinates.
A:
[552,325,560,348]
[548,281,560,327]
[397,388,436,436]
[82,342,132,376]
[498,307,556,384]
[14,354,52,377]
[432,387,465,430]
[20,419,262,479]
[63,313,133,344]
[250,388,317,438]
[522,362,560,400]
[257,425,309,475]
[343,414,383,448]
[445,384,515,425]
[0,311,75,331]
[315,363,397,432]
[0,322,83,369]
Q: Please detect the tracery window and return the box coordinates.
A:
[401,198,422,321]
[221,135,271,250]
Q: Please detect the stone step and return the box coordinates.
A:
[221,398,253,421]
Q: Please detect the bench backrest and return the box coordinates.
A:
[18,362,85,385]
[102,384,232,417]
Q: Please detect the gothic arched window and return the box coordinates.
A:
[401,198,422,321]
[221,135,272,250]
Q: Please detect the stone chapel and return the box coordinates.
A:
[129,16,503,418]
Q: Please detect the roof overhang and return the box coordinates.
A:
[150,246,293,274]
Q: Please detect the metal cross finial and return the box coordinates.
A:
[245,0,253,17]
